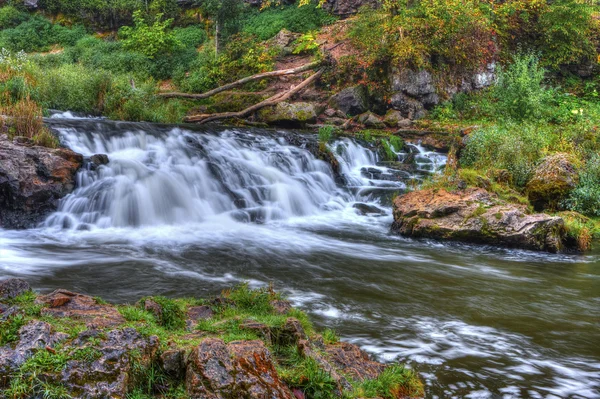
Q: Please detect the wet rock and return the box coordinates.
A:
[62,328,159,398]
[258,102,318,127]
[353,203,387,216]
[383,109,410,128]
[0,278,31,300]
[161,349,186,379]
[271,299,292,315]
[186,338,293,399]
[329,86,369,116]
[240,320,272,344]
[36,289,125,328]
[526,153,578,211]
[0,134,83,229]
[276,318,308,347]
[392,188,567,252]
[324,342,385,381]
[89,154,109,170]
[357,112,385,128]
[188,305,214,321]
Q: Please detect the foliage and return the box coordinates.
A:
[177,34,276,93]
[145,296,187,330]
[461,123,550,188]
[292,32,319,55]
[318,125,335,143]
[350,0,495,73]
[494,52,551,121]
[0,6,29,29]
[172,25,207,48]
[493,0,597,69]
[242,4,336,40]
[0,14,87,52]
[119,11,180,59]
[564,155,600,217]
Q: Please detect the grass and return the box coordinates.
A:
[0,284,424,399]
[348,365,424,399]
[558,211,600,251]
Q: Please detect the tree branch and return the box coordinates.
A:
[158,60,322,100]
[185,69,323,124]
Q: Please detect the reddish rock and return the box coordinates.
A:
[186,338,293,399]
[188,305,214,321]
[36,289,125,328]
[271,300,292,315]
[392,188,567,252]
[325,342,385,381]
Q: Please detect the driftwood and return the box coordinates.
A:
[159,60,322,100]
[185,69,324,124]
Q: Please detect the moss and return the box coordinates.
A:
[558,211,600,251]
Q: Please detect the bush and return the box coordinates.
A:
[461,123,550,188]
[0,15,87,52]
[119,11,180,59]
[242,4,336,40]
[494,52,551,121]
[173,25,207,48]
[564,155,600,217]
[0,6,29,29]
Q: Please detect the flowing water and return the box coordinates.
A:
[1,115,599,398]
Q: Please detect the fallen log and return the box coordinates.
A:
[185,69,323,124]
[158,60,322,100]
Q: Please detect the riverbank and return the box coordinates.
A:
[0,278,423,399]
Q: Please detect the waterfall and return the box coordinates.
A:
[43,117,445,230]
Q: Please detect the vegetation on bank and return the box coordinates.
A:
[0,284,423,399]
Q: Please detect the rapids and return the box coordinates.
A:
[1,114,598,398]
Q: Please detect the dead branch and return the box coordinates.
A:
[158,60,322,100]
[185,69,324,124]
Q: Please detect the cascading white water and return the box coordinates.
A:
[45,126,351,229]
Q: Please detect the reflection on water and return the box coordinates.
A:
[1,117,599,398]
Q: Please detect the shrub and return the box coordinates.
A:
[173,25,208,48]
[318,125,335,143]
[0,15,87,52]
[242,4,336,40]
[564,155,600,217]
[494,52,551,121]
[119,11,180,59]
[461,123,550,188]
[1,97,59,147]
[0,5,29,29]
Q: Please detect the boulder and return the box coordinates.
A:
[0,134,83,229]
[384,110,411,128]
[357,112,385,128]
[329,86,369,116]
[258,102,318,127]
[392,188,567,252]
[186,338,294,399]
[324,342,385,381]
[36,289,125,328]
[392,69,436,98]
[526,153,578,211]
[322,0,380,16]
[390,93,426,120]
[0,278,31,300]
[61,328,159,398]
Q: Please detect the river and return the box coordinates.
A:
[1,114,599,398]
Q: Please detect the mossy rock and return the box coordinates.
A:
[257,102,317,127]
[526,153,578,212]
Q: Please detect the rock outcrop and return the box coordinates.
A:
[0,279,424,399]
[392,188,567,252]
[0,134,83,229]
[526,153,578,211]
[329,85,369,116]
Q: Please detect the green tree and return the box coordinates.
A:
[194,0,244,56]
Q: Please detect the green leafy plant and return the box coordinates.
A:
[119,11,180,59]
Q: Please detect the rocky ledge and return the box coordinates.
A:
[392,188,567,253]
[0,278,423,399]
[0,134,83,229]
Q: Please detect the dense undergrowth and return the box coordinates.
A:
[0,284,423,399]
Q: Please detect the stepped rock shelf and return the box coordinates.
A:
[0,279,424,399]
